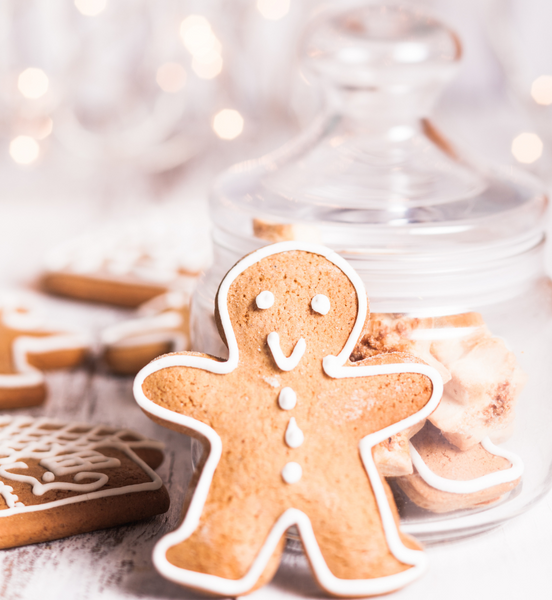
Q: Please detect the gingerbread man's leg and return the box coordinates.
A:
[159,476,287,596]
[298,459,425,595]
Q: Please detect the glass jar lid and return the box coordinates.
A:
[212,4,546,270]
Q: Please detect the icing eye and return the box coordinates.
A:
[256,291,274,309]
[311,294,330,315]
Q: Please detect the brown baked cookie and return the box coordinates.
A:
[134,242,443,597]
[352,313,452,477]
[396,421,522,513]
[101,292,190,375]
[42,217,209,307]
[351,312,451,383]
[0,295,90,409]
[0,415,170,549]
[372,422,426,478]
[253,217,321,243]
[352,311,526,458]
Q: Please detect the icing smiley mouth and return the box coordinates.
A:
[267,332,306,372]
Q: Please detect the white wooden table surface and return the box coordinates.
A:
[1,156,551,600]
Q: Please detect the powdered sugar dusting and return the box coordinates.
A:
[263,376,280,388]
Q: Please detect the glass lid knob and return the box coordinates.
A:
[302,4,461,117]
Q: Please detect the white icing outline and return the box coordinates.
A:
[311,294,331,315]
[255,291,275,310]
[137,291,190,316]
[133,241,444,597]
[0,416,164,516]
[101,310,187,352]
[1,462,110,496]
[0,299,90,390]
[409,437,524,494]
[0,481,21,509]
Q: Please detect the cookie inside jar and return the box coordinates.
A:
[190,3,551,542]
[352,312,525,517]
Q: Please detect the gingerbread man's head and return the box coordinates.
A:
[214,243,367,372]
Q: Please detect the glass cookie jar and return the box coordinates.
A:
[190,4,550,542]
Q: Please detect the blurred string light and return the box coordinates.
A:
[180,15,223,79]
[74,0,107,17]
[531,75,552,106]
[511,132,543,164]
[212,109,244,140]
[257,0,290,20]
[156,62,187,93]
[18,68,49,99]
[10,136,40,165]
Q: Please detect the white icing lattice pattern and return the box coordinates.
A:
[0,416,164,515]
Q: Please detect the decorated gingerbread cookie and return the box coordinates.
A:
[42,216,210,307]
[0,415,170,549]
[101,291,190,375]
[0,295,90,409]
[352,312,526,481]
[134,242,443,597]
[396,421,522,513]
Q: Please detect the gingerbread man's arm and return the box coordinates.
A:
[135,351,239,429]
[323,352,443,446]
[134,351,228,545]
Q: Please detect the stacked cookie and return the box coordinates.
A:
[0,213,210,550]
[352,312,524,512]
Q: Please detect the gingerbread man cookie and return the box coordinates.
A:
[0,416,169,549]
[134,242,443,597]
[0,295,90,408]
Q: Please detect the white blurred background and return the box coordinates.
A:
[1,0,552,284]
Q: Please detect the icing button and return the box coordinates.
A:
[285,418,304,448]
[256,291,274,309]
[278,387,297,410]
[311,294,330,315]
[42,472,55,483]
[281,462,302,484]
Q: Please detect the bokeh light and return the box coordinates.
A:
[74,0,107,17]
[10,136,40,165]
[18,68,49,99]
[257,0,290,20]
[212,109,244,140]
[156,63,187,93]
[531,75,552,106]
[511,132,543,164]
[180,15,223,79]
